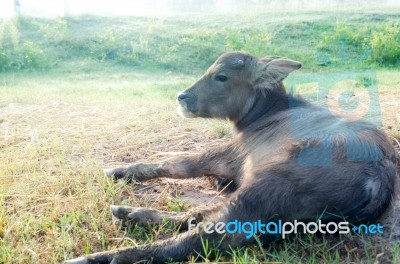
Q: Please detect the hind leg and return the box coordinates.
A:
[65,226,250,264]
[64,190,260,264]
[64,169,326,264]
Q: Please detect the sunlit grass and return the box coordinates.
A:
[0,9,399,264]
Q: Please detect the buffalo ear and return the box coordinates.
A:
[254,58,302,90]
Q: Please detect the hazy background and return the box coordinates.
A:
[1,0,400,263]
[1,0,400,18]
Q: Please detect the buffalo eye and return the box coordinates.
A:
[215,75,228,82]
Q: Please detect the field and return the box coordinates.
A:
[1,8,400,264]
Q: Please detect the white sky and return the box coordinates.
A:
[1,0,399,18]
[0,0,174,18]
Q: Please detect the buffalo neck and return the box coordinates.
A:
[234,88,307,132]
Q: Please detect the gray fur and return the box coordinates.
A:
[65,52,398,264]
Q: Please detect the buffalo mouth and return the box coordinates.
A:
[177,103,198,118]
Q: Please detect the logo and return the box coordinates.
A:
[285,41,381,166]
[188,218,383,239]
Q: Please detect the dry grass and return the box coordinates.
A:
[0,72,399,263]
[1,9,400,263]
[0,97,231,263]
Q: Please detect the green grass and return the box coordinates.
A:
[1,9,400,73]
[0,8,399,264]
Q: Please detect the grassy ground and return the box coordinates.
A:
[0,8,400,264]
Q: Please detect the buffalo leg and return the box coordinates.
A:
[110,203,224,230]
[64,190,259,264]
[104,143,242,185]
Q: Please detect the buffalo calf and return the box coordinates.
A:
[65,52,398,264]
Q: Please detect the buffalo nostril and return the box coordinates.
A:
[178,92,189,101]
